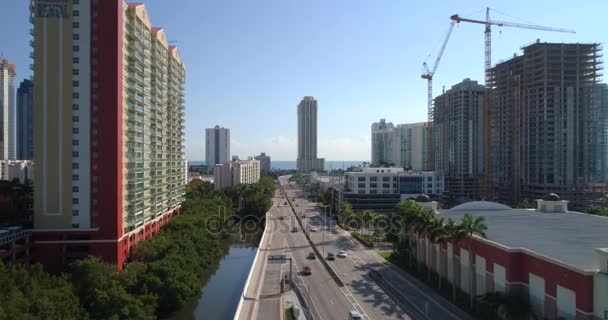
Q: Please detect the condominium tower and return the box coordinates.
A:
[490,42,607,206]
[371,119,395,166]
[205,125,230,168]
[433,78,487,201]
[32,1,186,270]
[393,122,432,171]
[0,59,16,160]
[17,79,34,160]
[297,96,324,172]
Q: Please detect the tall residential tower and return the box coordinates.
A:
[490,42,607,206]
[0,59,16,160]
[371,119,395,166]
[17,79,34,160]
[205,125,230,168]
[433,79,487,201]
[297,96,324,172]
[32,0,186,270]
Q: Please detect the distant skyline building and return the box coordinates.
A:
[206,125,230,168]
[254,152,271,173]
[32,1,186,270]
[17,79,34,160]
[0,58,16,160]
[371,119,394,166]
[490,42,607,206]
[297,96,324,172]
[0,160,33,184]
[393,122,431,171]
[433,78,487,201]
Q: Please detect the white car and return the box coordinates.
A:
[310,227,319,232]
[338,250,347,258]
[349,310,362,320]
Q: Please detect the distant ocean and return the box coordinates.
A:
[189,160,367,171]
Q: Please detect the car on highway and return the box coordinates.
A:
[284,201,287,205]
[349,310,363,320]
[278,216,284,220]
[296,203,300,207]
[302,266,311,275]
[307,252,316,259]
[291,226,298,232]
[327,252,335,261]
[338,250,347,258]
[309,227,318,232]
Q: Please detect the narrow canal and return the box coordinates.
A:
[170,225,262,320]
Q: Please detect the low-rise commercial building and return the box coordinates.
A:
[412,194,608,320]
[337,168,444,213]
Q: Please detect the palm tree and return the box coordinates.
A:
[427,217,445,281]
[444,218,466,300]
[395,200,422,267]
[412,209,435,273]
[459,213,488,309]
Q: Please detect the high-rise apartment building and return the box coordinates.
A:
[490,42,607,206]
[392,122,432,171]
[17,79,34,160]
[371,119,395,166]
[0,59,16,160]
[254,152,271,174]
[297,96,324,172]
[434,78,487,201]
[205,125,230,168]
[32,1,186,270]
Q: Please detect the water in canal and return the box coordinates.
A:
[170,225,261,320]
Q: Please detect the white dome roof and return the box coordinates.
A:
[450,201,512,212]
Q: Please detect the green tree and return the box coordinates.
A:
[395,200,424,268]
[459,213,488,309]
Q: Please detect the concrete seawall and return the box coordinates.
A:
[233,210,272,320]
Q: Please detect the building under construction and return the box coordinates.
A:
[433,78,487,201]
[490,41,607,207]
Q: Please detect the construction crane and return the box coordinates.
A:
[421,21,455,123]
[450,7,575,200]
[450,7,576,84]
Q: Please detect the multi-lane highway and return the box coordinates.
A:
[240,176,470,320]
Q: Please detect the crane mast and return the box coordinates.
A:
[448,7,575,200]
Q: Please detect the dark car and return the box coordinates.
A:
[292,226,298,232]
[327,253,335,261]
[302,266,312,275]
[278,216,284,220]
[307,252,316,259]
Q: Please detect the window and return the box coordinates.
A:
[72,163,79,169]
[73,104,79,110]
[73,175,79,181]
[73,151,79,157]
[382,177,390,182]
[358,177,365,182]
[72,223,80,228]
[73,116,79,122]
[73,186,79,192]
[73,45,79,52]
[73,34,79,40]
[73,92,79,99]
[73,140,79,146]
[73,57,79,64]
[73,69,79,75]
[73,81,79,87]
[370,177,377,182]
[72,210,79,216]
[73,0,79,4]
[73,22,79,28]
[73,10,79,16]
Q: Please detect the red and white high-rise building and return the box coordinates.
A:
[32,0,186,270]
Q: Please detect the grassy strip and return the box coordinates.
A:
[284,306,295,320]
[351,232,375,247]
[378,251,391,260]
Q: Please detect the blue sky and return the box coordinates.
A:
[2,0,606,160]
